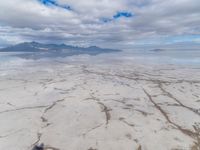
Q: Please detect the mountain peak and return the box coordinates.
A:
[0,42,121,56]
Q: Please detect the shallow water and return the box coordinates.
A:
[0,49,200,68]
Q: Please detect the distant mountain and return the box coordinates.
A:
[0,42,121,59]
[0,42,120,53]
[150,49,166,52]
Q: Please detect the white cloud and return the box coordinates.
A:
[0,0,200,49]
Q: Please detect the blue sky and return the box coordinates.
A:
[0,0,200,49]
[38,0,72,10]
[113,11,133,19]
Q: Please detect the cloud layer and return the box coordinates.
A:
[0,0,200,48]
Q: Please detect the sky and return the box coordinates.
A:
[0,0,200,49]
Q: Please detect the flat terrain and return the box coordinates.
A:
[0,59,200,150]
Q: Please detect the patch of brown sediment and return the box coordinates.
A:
[134,109,151,116]
[143,88,200,143]
[40,99,65,129]
[41,116,48,122]
[98,102,111,125]
[158,83,200,116]
[126,104,134,107]
[82,68,170,84]
[122,107,131,110]
[82,67,200,85]
[119,117,135,127]
[83,67,200,86]
[44,99,65,113]
[29,99,66,149]
[191,123,200,150]
[40,116,52,128]
[44,146,60,150]
[85,95,111,126]
[137,145,142,150]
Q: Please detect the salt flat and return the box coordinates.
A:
[0,57,200,150]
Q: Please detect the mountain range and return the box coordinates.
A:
[0,42,120,53]
[0,42,120,59]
